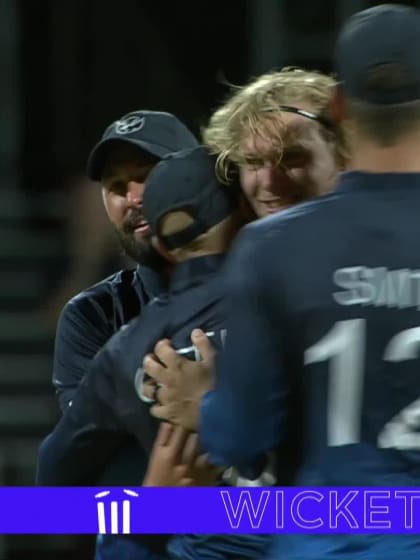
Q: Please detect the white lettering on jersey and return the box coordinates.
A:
[333,267,420,309]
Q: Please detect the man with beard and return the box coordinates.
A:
[42,110,198,559]
[38,145,271,559]
[53,110,198,411]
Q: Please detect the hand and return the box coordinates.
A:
[143,423,221,487]
[138,378,159,403]
[138,330,216,431]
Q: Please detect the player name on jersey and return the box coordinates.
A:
[333,266,420,309]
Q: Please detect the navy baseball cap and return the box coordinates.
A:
[335,4,420,104]
[143,146,240,250]
[87,110,198,181]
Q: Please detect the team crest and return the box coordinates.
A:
[114,115,145,135]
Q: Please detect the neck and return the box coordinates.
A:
[174,228,240,263]
[348,129,420,173]
[175,238,234,263]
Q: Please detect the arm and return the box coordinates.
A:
[38,306,169,485]
[37,352,127,485]
[46,282,156,486]
[52,292,112,411]
[143,423,220,487]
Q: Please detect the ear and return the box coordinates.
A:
[152,236,177,264]
[329,84,348,124]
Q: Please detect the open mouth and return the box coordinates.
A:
[134,220,151,234]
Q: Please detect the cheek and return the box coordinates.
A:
[306,137,338,177]
[102,190,125,227]
[239,167,258,203]
[310,147,338,190]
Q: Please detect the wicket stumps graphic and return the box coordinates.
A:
[95,489,139,534]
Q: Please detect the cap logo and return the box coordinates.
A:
[114,115,145,135]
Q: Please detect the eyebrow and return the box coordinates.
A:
[263,105,334,131]
[282,146,310,155]
[103,161,154,179]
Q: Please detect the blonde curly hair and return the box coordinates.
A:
[203,67,347,181]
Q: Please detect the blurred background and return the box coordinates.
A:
[0,0,418,557]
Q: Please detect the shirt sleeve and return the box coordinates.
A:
[199,227,292,469]
[37,348,127,486]
[52,290,113,411]
[38,310,165,486]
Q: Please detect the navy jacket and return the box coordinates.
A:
[46,265,168,558]
[53,267,164,410]
[48,266,165,488]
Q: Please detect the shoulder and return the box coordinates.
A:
[69,269,138,306]
[233,191,347,265]
[225,192,343,290]
[57,269,140,340]
[53,270,141,396]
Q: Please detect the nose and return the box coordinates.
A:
[126,180,144,208]
[256,165,283,190]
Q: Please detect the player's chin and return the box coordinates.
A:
[132,237,154,257]
[257,202,291,218]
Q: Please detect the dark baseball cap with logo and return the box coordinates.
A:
[143,146,241,250]
[335,4,420,105]
[87,110,198,181]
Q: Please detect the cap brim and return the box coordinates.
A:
[86,138,170,181]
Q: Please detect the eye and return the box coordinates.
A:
[243,157,265,170]
[107,181,127,196]
[281,152,310,169]
[133,172,149,183]
[133,162,156,183]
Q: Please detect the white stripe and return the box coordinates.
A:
[111,501,118,534]
[95,490,111,499]
[123,489,139,497]
[122,500,131,534]
[97,502,106,534]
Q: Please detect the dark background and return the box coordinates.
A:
[0,0,418,557]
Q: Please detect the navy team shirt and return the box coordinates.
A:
[46,265,168,559]
[53,266,163,410]
[47,266,166,489]
[201,172,420,560]
[37,254,272,560]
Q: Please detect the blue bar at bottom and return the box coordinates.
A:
[0,487,418,534]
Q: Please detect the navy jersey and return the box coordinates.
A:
[47,265,169,559]
[48,265,165,488]
[37,254,271,559]
[201,172,420,560]
[53,266,164,410]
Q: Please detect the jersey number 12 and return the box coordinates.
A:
[304,319,420,450]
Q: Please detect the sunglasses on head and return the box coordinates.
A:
[264,105,334,131]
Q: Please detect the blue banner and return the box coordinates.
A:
[0,488,418,534]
